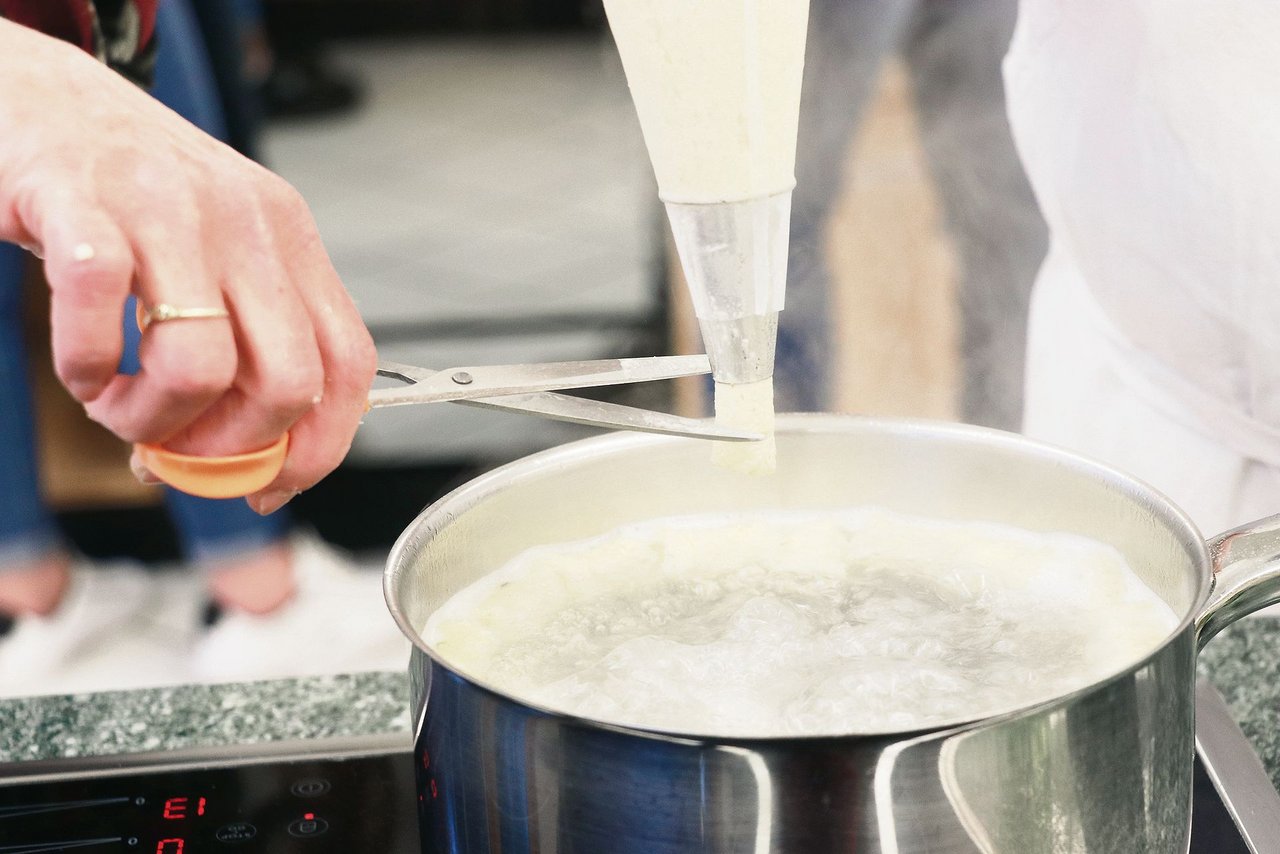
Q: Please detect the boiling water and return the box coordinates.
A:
[425,509,1179,736]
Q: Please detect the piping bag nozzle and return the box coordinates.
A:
[665,191,792,385]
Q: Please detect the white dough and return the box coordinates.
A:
[425,509,1178,736]
[712,379,777,475]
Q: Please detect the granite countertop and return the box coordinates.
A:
[1,621,1278,788]
[0,672,410,764]
[1197,617,1280,788]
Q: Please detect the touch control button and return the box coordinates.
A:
[215,822,258,842]
[287,814,330,838]
[290,778,331,797]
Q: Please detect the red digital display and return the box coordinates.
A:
[156,840,185,853]
[162,796,207,819]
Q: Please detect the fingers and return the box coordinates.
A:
[247,192,376,513]
[247,318,374,515]
[85,221,239,445]
[31,167,370,505]
[170,251,324,458]
[38,195,133,403]
[166,179,328,462]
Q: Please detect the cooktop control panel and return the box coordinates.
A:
[0,749,418,853]
[0,700,1269,854]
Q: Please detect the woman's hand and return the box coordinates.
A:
[0,19,376,514]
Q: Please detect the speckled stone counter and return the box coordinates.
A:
[1199,617,1280,791]
[0,671,410,764]
[0,621,1278,790]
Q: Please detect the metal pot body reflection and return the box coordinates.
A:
[385,417,1280,853]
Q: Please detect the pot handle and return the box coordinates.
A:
[1197,513,1280,648]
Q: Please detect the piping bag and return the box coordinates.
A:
[601,0,811,469]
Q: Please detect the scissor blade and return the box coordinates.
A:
[455,391,761,442]
[369,355,712,408]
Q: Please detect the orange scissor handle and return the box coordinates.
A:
[134,433,290,499]
[130,301,290,499]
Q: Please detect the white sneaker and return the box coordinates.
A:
[191,535,411,684]
[0,562,199,698]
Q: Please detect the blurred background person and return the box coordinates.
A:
[250,0,364,121]
[1008,0,1280,537]
[780,0,1046,426]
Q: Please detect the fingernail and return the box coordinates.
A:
[252,489,297,516]
[72,242,96,262]
[129,451,161,485]
[67,379,105,402]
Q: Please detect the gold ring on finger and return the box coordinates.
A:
[139,303,231,329]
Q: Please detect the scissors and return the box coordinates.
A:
[134,354,759,499]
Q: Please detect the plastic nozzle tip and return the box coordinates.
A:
[698,312,779,385]
[665,192,791,385]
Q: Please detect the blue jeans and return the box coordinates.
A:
[0,0,287,570]
[777,0,1045,426]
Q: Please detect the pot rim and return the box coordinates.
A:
[384,414,1212,741]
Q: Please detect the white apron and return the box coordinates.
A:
[1005,0,1280,535]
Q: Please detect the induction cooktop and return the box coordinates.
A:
[1,681,1276,853]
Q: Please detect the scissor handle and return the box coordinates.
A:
[134,434,290,499]
[129,302,292,499]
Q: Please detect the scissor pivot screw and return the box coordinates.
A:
[451,371,474,385]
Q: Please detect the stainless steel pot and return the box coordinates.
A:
[384,416,1280,853]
